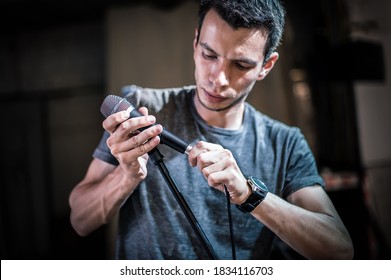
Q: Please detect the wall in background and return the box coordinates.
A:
[1,0,390,259]
[347,0,391,255]
[0,19,108,259]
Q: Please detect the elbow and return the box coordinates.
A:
[326,235,354,260]
[336,229,355,259]
[338,239,354,260]
[69,189,108,237]
[345,248,355,260]
[308,235,354,260]
[69,190,92,237]
[69,210,91,237]
[311,242,354,260]
[328,220,355,259]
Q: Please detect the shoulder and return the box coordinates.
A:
[120,84,195,112]
[245,103,303,141]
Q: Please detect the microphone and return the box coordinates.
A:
[100,95,193,154]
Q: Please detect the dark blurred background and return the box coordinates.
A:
[0,0,390,260]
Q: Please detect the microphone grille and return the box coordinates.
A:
[100,95,131,117]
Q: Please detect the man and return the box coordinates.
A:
[69,0,353,259]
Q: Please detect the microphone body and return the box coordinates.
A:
[101,95,192,154]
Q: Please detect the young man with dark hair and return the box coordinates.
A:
[69,0,353,259]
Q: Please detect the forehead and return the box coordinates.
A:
[200,9,268,57]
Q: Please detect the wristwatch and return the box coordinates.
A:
[237,176,269,213]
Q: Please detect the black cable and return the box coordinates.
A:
[150,148,219,260]
[224,185,236,260]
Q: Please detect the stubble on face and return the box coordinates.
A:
[193,9,269,128]
[195,86,250,112]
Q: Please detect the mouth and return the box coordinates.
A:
[202,88,228,103]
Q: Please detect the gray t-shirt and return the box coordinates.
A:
[93,85,324,259]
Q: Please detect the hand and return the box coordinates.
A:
[188,141,250,205]
[102,107,163,181]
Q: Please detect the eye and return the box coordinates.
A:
[202,51,216,60]
[235,62,254,71]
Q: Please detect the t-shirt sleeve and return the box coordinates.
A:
[92,130,119,166]
[282,129,324,198]
[91,85,141,166]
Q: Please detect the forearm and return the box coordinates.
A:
[69,166,139,236]
[251,193,353,259]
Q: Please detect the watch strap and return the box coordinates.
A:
[236,177,268,213]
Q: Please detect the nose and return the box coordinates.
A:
[210,61,229,88]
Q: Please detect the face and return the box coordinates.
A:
[193,9,278,114]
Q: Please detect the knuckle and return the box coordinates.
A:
[202,167,210,178]
[207,173,218,186]
[121,121,129,130]
[197,152,208,162]
[137,144,146,154]
[110,145,119,155]
[227,158,238,170]
[102,119,112,132]
[117,153,126,163]
[196,141,207,148]
[131,135,140,146]
[222,149,232,157]
[106,137,114,148]
[103,114,123,131]
[148,126,159,137]
[135,116,149,129]
[115,112,126,122]
[226,156,235,165]
[102,120,108,130]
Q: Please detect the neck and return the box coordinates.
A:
[193,94,245,129]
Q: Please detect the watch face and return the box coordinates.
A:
[249,177,268,192]
[237,177,269,213]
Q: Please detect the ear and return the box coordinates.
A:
[257,52,279,81]
[193,28,199,50]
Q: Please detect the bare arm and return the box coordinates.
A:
[69,107,162,236]
[69,158,140,236]
[251,186,354,259]
[188,141,354,260]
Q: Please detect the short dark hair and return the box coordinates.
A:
[197,0,285,63]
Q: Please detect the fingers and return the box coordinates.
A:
[103,106,162,165]
[200,152,232,183]
[138,107,148,116]
[108,124,162,157]
[188,141,234,184]
[188,141,248,203]
[114,135,161,164]
[188,141,223,167]
[102,107,155,135]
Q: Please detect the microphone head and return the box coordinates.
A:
[100,93,190,154]
[100,95,132,117]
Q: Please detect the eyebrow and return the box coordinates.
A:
[200,41,259,67]
[200,42,218,56]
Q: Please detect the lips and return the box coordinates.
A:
[202,88,228,103]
